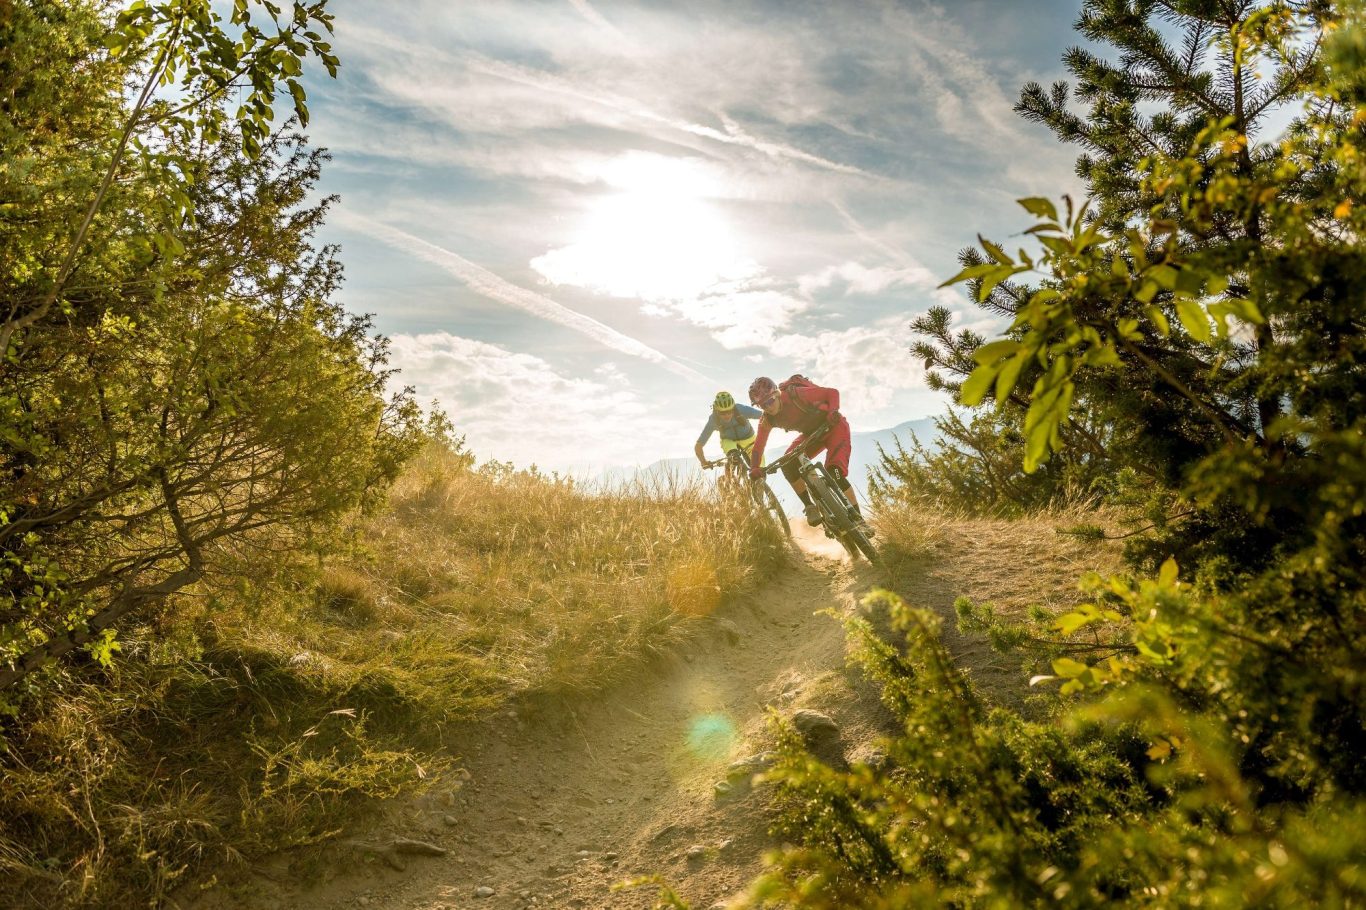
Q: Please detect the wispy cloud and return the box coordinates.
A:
[336,211,708,383]
[469,56,876,178]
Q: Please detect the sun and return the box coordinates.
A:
[532,152,756,302]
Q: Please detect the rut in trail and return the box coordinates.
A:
[198,544,889,910]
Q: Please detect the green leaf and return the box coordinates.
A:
[1175,299,1211,342]
[1174,267,1204,297]
[1018,196,1059,221]
[971,339,1022,365]
[958,362,1000,407]
[1158,557,1179,588]
[1052,657,1088,678]
[1144,304,1170,336]
[995,351,1028,406]
[1055,611,1098,636]
[939,262,999,288]
[1148,264,1178,290]
[977,265,1026,302]
[979,235,1011,265]
[1222,297,1264,324]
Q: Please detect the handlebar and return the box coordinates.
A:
[762,422,834,475]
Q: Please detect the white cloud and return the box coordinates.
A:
[389,333,685,470]
[767,317,926,417]
[796,261,937,298]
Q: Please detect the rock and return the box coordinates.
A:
[713,617,741,645]
[444,814,458,827]
[719,838,735,853]
[686,844,708,863]
[602,851,619,861]
[792,709,839,740]
[474,885,495,898]
[726,752,776,786]
[713,779,734,798]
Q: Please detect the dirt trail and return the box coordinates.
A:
[198,533,891,910]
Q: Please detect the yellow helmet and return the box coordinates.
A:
[713,391,736,411]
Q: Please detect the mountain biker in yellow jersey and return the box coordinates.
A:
[747,375,871,533]
[694,391,765,469]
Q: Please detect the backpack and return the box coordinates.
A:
[779,374,820,417]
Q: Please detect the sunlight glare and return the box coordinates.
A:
[532,152,757,302]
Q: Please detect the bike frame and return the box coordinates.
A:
[763,424,876,562]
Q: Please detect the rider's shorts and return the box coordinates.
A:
[784,418,851,479]
[721,432,762,464]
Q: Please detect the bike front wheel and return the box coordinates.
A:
[752,480,791,538]
[807,468,877,563]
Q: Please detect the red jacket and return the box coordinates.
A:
[750,384,839,472]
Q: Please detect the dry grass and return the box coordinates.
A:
[875,502,1127,617]
[869,501,1129,711]
[0,445,786,909]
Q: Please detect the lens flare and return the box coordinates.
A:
[686,713,738,761]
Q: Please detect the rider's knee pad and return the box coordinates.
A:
[829,464,846,483]
[781,460,801,483]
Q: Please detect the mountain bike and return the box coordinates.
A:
[763,424,878,563]
[704,447,791,538]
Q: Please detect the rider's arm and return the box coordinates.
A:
[735,404,763,420]
[749,417,772,476]
[695,416,717,463]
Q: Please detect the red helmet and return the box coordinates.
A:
[748,376,778,405]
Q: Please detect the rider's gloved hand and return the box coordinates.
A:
[749,468,763,480]
[826,408,842,426]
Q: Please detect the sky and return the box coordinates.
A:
[304,0,1093,473]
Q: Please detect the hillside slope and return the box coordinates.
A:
[186,512,1118,910]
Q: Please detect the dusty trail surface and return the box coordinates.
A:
[199,536,890,910]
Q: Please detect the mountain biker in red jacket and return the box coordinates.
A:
[746,376,869,531]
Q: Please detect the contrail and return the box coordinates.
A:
[339,211,708,383]
[470,55,874,178]
[568,0,628,42]
[829,198,914,266]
